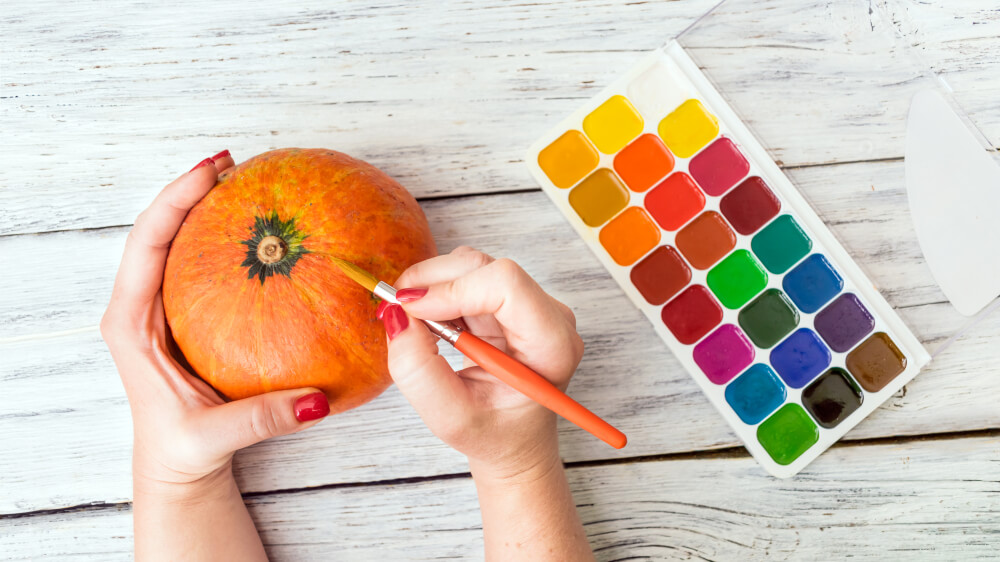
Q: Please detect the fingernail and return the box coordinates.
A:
[395,287,428,303]
[294,392,330,422]
[188,157,214,172]
[382,304,408,340]
[376,300,390,320]
[210,149,231,162]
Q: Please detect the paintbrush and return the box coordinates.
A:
[329,256,627,449]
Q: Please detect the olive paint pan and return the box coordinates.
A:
[526,42,932,478]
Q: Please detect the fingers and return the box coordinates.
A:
[398,258,583,381]
[400,258,557,326]
[109,154,223,312]
[210,149,235,173]
[196,389,329,453]
[394,246,494,288]
[381,303,476,433]
[398,248,563,331]
[397,248,575,330]
[551,297,578,329]
[396,247,505,341]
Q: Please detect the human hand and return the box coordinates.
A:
[101,151,331,492]
[380,247,585,481]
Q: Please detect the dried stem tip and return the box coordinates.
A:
[257,235,288,264]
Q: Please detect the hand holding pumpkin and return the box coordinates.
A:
[381,247,585,481]
[101,152,331,492]
[99,152,590,559]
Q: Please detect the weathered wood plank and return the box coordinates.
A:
[0,0,717,236]
[3,163,1000,513]
[678,0,1000,174]
[3,3,999,557]
[0,160,960,337]
[4,299,997,515]
[2,435,997,560]
[1,0,997,235]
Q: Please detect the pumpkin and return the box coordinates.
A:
[163,148,437,414]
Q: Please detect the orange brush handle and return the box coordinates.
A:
[453,331,627,449]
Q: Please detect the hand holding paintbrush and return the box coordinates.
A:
[330,248,627,450]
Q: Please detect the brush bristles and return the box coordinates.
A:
[328,256,379,292]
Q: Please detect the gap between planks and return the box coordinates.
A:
[0,188,545,241]
[4,426,996,521]
[3,154,969,242]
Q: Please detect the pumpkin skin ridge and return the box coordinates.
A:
[303,164,422,275]
[251,283,269,393]
[255,150,359,221]
[173,223,262,395]
[291,167,360,214]
[163,148,436,412]
[212,274,263,398]
[281,251,387,406]
[179,241,382,404]
[166,253,245,384]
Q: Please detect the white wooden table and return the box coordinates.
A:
[2,1,999,559]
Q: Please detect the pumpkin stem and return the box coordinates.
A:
[257,235,288,264]
[240,212,309,284]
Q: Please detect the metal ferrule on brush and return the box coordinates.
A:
[374,281,464,344]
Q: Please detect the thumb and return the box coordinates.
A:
[198,388,330,453]
[381,303,475,428]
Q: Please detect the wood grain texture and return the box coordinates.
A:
[3,0,999,556]
[3,180,1000,513]
[4,298,998,515]
[0,160,966,337]
[1,0,997,235]
[3,435,998,560]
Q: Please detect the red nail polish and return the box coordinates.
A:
[188,157,214,172]
[294,392,330,422]
[382,304,409,340]
[376,300,389,319]
[395,287,428,303]
[210,149,231,162]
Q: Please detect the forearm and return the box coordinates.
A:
[133,463,267,562]
[470,446,595,562]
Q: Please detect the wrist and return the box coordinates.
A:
[468,435,563,489]
[133,459,237,506]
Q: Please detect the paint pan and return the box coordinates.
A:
[525,0,999,477]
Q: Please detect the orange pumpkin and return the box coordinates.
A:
[163,148,437,413]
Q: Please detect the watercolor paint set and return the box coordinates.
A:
[525,0,1000,477]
